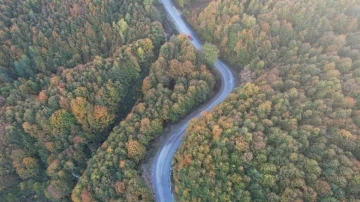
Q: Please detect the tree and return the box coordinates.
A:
[88,105,115,132]
[114,181,126,195]
[201,42,219,64]
[126,140,146,162]
[46,179,72,199]
[50,109,76,129]
[14,55,35,78]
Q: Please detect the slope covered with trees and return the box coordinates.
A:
[0,0,168,200]
[0,0,164,81]
[173,0,360,201]
[178,0,360,71]
[72,34,215,202]
[0,39,156,201]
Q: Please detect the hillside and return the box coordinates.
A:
[0,0,172,201]
[173,0,360,201]
[72,34,215,201]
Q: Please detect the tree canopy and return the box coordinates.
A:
[201,42,219,64]
[173,0,360,201]
[0,0,168,200]
[72,34,215,201]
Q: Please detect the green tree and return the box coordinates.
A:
[201,42,219,64]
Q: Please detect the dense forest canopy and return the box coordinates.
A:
[2,0,360,201]
[0,0,164,81]
[0,0,173,200]
[72,34,215,202]
[0,40,154,201]
[173,0,360,201]
[0,0,217,200]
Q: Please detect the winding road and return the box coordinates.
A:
[150,0,235,201]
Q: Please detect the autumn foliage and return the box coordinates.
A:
[0,0,166,200]
[71,35,215,201]
[173,0,360,200]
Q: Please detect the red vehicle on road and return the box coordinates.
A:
[188,35,193,40]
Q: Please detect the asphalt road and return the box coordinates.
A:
[150,0,236,201]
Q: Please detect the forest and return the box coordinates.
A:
[0,0,163,200]
[72,34,215,201]
[2,0,360,201]
[0,0,216,201]
[173,0,360,201]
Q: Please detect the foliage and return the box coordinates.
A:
[174,0,360,201]
[72,35,215,201]
[0,0,166,200]
[0,0,164,82]
[201,42,219,64]
[0,40,154,201]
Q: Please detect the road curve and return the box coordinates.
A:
[150,0,236,201]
